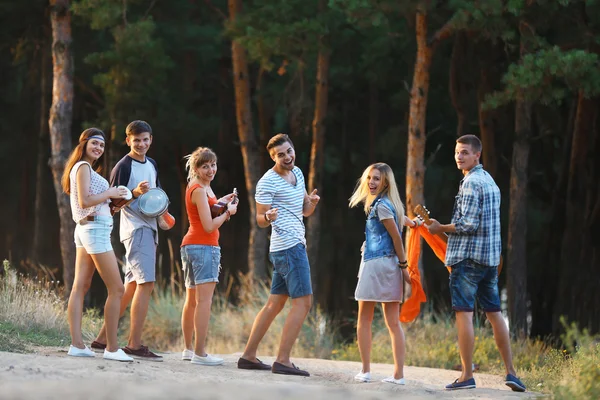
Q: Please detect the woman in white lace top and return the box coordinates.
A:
[60,128,132,362]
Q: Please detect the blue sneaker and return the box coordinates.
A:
[445,377,476,390]
[505,374,526,392]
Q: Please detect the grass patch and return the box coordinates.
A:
[0,321,68,353]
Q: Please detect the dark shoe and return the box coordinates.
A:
[445,377,476,390]
[271,361,310,377]
[90,341,107,352]
[122,345,163,362]
[237,357,271,370]
[505,374,526,392]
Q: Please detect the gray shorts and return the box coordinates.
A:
[123,227,157,284]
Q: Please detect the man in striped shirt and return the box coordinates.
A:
[426,135,525,392]
[237,134,320,377]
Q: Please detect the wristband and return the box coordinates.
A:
[226,210,231,221]
[264,213,271,223]
[398,260,408,269]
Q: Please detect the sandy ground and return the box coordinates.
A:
[0,349,538,400]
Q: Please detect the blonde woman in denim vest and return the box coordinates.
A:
[61,128,132,362]
[349,163,417,385]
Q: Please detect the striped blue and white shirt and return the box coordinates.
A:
[445,164,502,267]
[255,167,306,253]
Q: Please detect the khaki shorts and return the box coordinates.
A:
[123,227,157,284]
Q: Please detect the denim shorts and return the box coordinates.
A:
[74,216,113,255]
[123,227,157,284]
[449,258,501,312]
[269,243,312,299]
[181,245,221,288]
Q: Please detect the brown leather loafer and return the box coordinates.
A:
[271,361,310,377]
[237,357,271,370]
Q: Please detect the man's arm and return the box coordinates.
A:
[256,202,278,228]
[427,182,481,235]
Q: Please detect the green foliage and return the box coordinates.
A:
[485,47,600,108]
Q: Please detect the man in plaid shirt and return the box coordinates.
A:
[426,135,526,393]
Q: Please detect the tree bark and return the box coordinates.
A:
[506,23,531,337]
[449,32,467,137]
[49,0,75,295]
[554,93,600,334]
[406,10,433,217]
[368,82,378,162]
[229,0,268,280]
[478,66,498,179]
[306,16,330,295]
[32,33,52,263]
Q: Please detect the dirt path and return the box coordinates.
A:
[0,349,537,399]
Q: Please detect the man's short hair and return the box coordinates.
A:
[266,133,294,152]
[126,120,153,137]
[456,134,482,153]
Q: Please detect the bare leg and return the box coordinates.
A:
[486,311,517,376]
[127,281,155,349]
[241,294,287,362]
[91,251,125,352]
[193,283,217,356]
[356,301,375,373]
[275,294,312,367]
[68,248,96,348]
[181,288,196,350]
[94,280,136,344]
[456,311,475,381]
[382,302,405,379]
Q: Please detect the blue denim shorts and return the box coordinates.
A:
[74,216,113,255]
[269,243,312,299]
[181,245,221,288]
[449,258,500,312]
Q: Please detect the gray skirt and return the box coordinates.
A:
[354,255,404,302]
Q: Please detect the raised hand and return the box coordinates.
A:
[134,180,150,197]
[307,189,320,206]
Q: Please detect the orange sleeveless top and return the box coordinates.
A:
[181,183,219,247]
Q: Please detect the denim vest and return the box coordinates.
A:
[363,195,400,261]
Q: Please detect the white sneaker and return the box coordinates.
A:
[103,348,134,362]
[190,353,224,366]
[354,371,371,382]
[68,345,95,357]
[182,349,194,361]
[382,376,406,385]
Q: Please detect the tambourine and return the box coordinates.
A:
[138,187,176,230]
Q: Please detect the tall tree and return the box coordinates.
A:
[506,21,532,337]
[306,0,331,293]
[228,0,269,280]
[48,0,75,294]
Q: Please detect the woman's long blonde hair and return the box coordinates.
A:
[349,163,405,217]
[184,147,217,182]
[61,128,106,194]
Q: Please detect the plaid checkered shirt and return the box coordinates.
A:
[445,164,502,267]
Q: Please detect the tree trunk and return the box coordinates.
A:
[449,32,467,137]
[306,19,330,296]
[256,66,271,172]
[478,66,498,179]
[368,82,378,162]
[506,24,531,336]
[228,0,268,280]
[554,93,600,334]
[49,0,75,295]
[32,33,52,263]
[406,10,433,217]
[530,98,575,338]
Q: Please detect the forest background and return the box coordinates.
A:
[1,0,599,342]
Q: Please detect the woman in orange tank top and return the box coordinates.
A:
[180,147,238,366]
